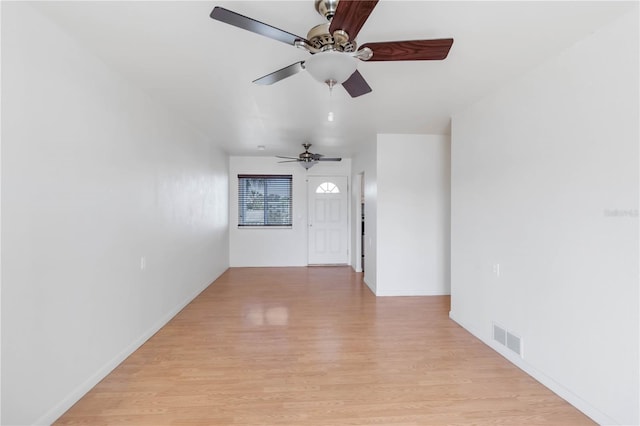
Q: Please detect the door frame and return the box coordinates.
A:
[354,172,364,272]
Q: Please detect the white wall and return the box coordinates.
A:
[229,156,351,267]
[350,134,451,296]
[376,134,451,296]
[0,2,4,421]
[1,4,230,425]
[450,8,638,426]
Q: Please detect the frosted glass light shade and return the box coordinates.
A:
[305,51,357,84]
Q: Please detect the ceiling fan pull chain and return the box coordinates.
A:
[328,82,335,122]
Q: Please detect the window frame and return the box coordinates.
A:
[237,174,293,228]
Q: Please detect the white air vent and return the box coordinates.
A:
[506,332,522,356]
[493,323,507,345]
[492,322,523,357]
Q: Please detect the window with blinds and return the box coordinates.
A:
[238,175,292,227]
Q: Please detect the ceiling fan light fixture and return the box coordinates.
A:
[301,161,317,169]
[305,51,357,85]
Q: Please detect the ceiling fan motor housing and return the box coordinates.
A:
[300,144,314,160]
[310,0,356,53]
[306,23,356,53]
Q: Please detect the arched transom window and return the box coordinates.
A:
[315,182,340,194]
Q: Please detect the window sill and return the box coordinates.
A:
[237,226,293,230]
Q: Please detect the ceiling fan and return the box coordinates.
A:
[210,0,453,97]
[277,143,342,169]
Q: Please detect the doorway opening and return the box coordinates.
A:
[357,172,365,273]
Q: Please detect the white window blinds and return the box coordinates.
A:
[238,175,292,227]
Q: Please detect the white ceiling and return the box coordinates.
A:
[32,1,635,158]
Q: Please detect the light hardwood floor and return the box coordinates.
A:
[55,267,594,425]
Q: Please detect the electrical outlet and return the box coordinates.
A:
[492,263,500,277]
[140,256,146,271]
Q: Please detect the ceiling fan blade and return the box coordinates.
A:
[342,70,372,98]
[253,62,305,85]
[278,160,301,163]
[317,158,342,162]
[361,39,454,61]
[276,155,301,160]
[210,7,308,47]
[329,0,379,41]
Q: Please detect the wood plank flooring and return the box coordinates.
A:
[55,267,594,425]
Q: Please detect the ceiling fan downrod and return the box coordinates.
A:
[293,0,358,55]
[315,0,339,20]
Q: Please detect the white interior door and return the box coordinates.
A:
[308,176,348,265]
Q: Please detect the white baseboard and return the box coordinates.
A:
[34,273,224,426]
[448,311,619,426]
[376,290,451,297]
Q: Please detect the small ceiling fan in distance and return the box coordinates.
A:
[210,0,454,97]
[277,144,342,169]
